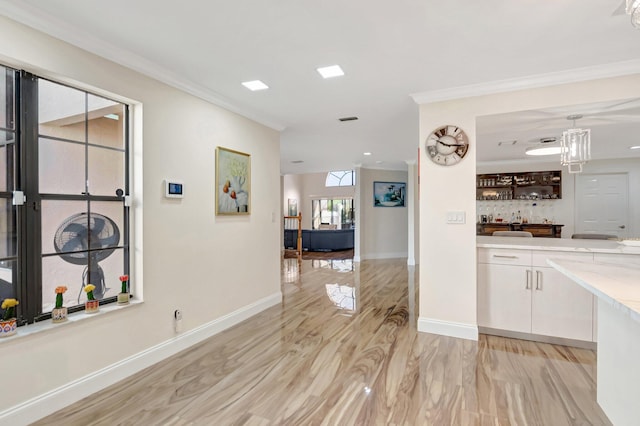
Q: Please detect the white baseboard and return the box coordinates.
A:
[0,292,282,426]
[360,252,408,260]
[417,317,478,341]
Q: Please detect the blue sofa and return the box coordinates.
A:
[284,229,354,252]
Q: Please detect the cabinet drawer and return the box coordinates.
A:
[478,248,531,266]
[532,251,593,267]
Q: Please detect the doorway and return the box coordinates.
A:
[575,173,629,238]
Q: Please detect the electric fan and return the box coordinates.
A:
[53,212,120,302]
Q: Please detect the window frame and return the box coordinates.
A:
[5,68,131,325]
[325,170,356,187]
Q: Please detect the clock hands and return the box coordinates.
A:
[436,139,465,148]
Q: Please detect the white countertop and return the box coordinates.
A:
[547,258,640,323]
[477,236,640,254]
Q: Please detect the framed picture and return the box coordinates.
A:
[373,181,406,207]
[216,146,251,215]
[288,198,298,216]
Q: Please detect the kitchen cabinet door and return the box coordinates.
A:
[478,263,532,333]
[531,266,593,341]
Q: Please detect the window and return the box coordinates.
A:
[1,65,130,325]
[325,170,355,187]
[311,198,354,230]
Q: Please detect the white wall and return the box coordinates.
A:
[0,16,281,414]
[359,168,409,260]
[417,74,640,341]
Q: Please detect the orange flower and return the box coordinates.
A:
[119,275,129,282]
[55,286,68,294]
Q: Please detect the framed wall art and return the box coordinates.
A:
[373,181,406,207]
[216,147,251,215]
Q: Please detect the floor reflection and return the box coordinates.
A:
[325,283,356,313]
[311,259,354,272]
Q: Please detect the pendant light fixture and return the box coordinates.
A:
[560,114,591,173]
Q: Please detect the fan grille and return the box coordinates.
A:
[53,212,120,265]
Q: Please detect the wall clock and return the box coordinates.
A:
[425,125,469,166]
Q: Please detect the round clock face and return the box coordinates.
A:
[425,125,469,166]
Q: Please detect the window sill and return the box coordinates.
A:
[0,299,143,343]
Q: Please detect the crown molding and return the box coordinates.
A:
[0,1,286,131]
[411,59,640,105]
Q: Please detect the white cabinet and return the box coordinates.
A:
[478,263,532,333]
[530,266,593,341]
[478,248,595,342]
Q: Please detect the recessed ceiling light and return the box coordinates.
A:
[525,146,565,156]
[241,80,269,91]
[364,152,372,156]
[630,145,640,150]
[317,65,344,79]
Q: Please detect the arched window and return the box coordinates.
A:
[325,170,356,187]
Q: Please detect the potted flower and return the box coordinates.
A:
[84,284,99,314]
[0,298,19,337]
[52,286,68,323]
[117,274,130,305]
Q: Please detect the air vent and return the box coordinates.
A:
[291,160,304,164]
[338,116,358,122]
[540,137,557,144]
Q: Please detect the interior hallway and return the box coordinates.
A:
[33,257,610,425]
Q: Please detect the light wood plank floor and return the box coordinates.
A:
[34,258,611,425]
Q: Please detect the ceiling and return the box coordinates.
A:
[1,0,639,174]
[477,98,640,165]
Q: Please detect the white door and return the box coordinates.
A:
[575,173,629,238]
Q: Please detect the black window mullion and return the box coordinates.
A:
[20,70,40,324]
[123,104,130,278]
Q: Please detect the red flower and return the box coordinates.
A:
[119,275,129,282]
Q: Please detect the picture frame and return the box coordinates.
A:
[215,146,251,215]
[373,181,406,207]
[288,198,298,216]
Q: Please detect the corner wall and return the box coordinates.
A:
[417,73,640,341]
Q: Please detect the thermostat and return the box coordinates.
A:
[164,180,184,198]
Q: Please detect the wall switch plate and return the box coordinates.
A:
[446,211,466,224]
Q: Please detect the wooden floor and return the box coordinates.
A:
[34,257,611,425]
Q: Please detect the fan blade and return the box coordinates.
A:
[60,236,87,253]
[99,232,120,248]
[62,222,89,237]
[91,217,106,234]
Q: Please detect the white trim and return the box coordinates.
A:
[360,252,408,260]
[353,255,362,262]
[0,1,285,131]
[0,292,282,426]
[407,257,416,266]
[411,59,640,105]
[417,317,478,341]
